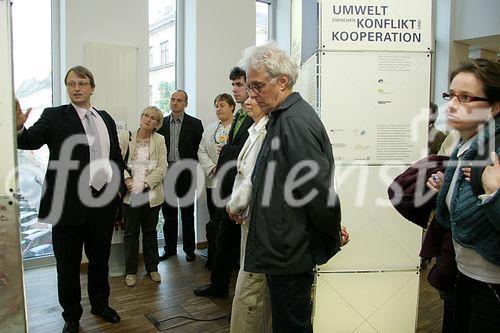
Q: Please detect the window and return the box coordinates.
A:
[149,0,176,115]
[12,0,53,259]
[149,0,177,237]
[256,0,271,45]
[160,40,169,65]
[149,46,154,67]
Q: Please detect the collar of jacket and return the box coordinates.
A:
[462,115,500,161]
[268,92,302,125]
[170,112,185,123]
[437,115,500,215]
[274,92,301,112]
[236,108,248,118]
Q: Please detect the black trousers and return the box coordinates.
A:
[439,289,455,333]
[123,203,161,274]
[452,271,500,333]
[209,209,240,292]
[205,187,217,222]
[204,188,220,270]
[266,271,314,333]
[161,200,195,255]
[52,204,115,322]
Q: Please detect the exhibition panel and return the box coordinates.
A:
[320,52,431,165]
[306,1,432,331]
[319,166,421,272]
[314,271,420,332]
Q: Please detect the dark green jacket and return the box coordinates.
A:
[436,116,500,265]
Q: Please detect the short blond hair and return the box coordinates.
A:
[142,106,164,130]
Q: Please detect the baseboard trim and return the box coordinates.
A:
[196,241,208,250]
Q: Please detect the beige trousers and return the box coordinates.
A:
[230,220,272,333]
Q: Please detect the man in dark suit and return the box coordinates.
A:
[193,67,254,297]
[16,66,125,333]
[157,90,204,262]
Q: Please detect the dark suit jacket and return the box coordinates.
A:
[17,104,125,227]
[216,111,254,199]
[157,113,203,195]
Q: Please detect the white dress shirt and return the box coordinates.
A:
[72,103,113,183]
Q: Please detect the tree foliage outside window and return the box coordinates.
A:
[157,81,175,114]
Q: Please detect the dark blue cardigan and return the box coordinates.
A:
[436,117,500,265]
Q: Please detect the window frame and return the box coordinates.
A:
[256,0,276,44]
[13,0,58,266]
[160,40,169,65]
[149,46,154,67]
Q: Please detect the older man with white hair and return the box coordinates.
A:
[240,42,343,333]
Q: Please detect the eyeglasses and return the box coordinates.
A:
[442,92,489,104]
[66,81,91,88]
[142,114,159,122]
[245,77,276,95]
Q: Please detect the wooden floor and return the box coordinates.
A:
[25,249,234,333]
[416,261,444,333]
[24,253,444,333]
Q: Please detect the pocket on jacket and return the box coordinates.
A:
[236,272,267,311]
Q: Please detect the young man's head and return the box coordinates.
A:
[229,67,248,105]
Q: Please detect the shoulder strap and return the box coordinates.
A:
[124,131,132,172]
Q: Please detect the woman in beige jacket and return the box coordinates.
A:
[226,97,272,333]
[119,106,168,287]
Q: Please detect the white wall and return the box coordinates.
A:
[183,0,256,243]
[184,0,255,125]
[276,0,291,54]
[433,0,500,130]
[453,0,500,41]
[58,0,148,266]
[194,0,256,128]
[60,0,149,130]
[432,0,453,129]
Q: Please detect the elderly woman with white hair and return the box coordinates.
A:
[119,106,168,287]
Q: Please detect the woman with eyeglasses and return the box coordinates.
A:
[197,93,235,269]
[427,58,500,332]
[119,106,167,287]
